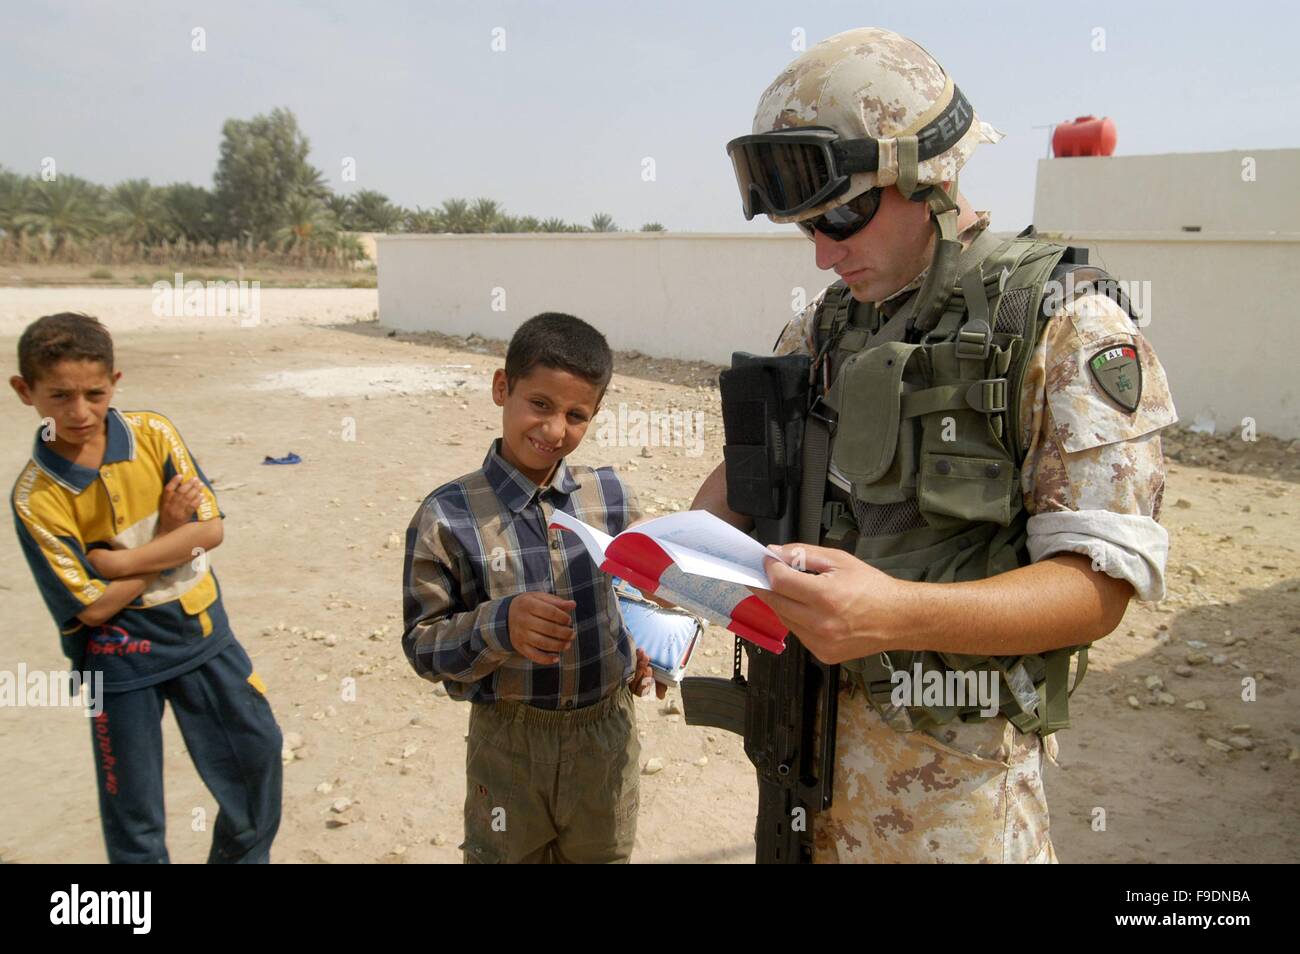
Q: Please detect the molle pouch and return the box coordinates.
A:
[912,336,1020,529]
[917,449,1017,528]
[826,341,921,505]
[720,352,810,519]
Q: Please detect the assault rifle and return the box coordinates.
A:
[680,352,838,864]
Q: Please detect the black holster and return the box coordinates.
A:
[719,351,810,542]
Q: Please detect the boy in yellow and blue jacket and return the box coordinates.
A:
[9,312,282,863]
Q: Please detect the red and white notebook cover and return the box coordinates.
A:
[547,509,789,654]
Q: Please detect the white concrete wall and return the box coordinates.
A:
[1034,149,1299,439]
[376,233,833,365]
[1034,149,1300,235]
[377,153,1300,439]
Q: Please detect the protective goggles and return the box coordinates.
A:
[726,85,974,221]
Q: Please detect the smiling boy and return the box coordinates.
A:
[402,312,653,863]
[8,312,282,863]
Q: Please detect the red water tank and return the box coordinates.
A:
[1051,116,1118,157]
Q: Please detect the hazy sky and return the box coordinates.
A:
[2,0,1296,232]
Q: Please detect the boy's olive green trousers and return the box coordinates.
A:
[461,685,640,864]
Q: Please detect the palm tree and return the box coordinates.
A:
[17,175,105,252]
[325,193,354,230]
[404,206,445,233]
[272,190,338,255]
[350,190,404,232]
[590,212,617,232]
[333,231,368,265]
[291,163,330,202]
[109,179,165,245]
[467,197,502,233]
[0,168,30,239]
[373,203,407,232]
[515,215,541,232]
[640,222,666,232]
[438,198,471,233]
[539,217,570,233]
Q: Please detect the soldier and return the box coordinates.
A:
[691,27,1178,863]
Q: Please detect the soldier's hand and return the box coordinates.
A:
[507,592,577,665]
[752,543,906,665]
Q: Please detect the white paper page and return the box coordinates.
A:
[630,510,787,585]
[547,508,612,564]
[656,538,773,590]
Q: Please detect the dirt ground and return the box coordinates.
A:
[1,291,1296,864]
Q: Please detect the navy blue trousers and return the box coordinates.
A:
[89,639,283,863]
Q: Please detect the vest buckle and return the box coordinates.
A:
[821,500,845,532]
[956,318,992,360]
[965,378,1008,414]
[808,394,838,433]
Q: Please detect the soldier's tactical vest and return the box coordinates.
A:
[803,229,1129,737]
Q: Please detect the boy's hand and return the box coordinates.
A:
[631,647,668,700]
[507,592,577,665]
[86,546,128,580]
[158,476,204,534]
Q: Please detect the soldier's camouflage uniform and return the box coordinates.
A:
[772,214,1178,863]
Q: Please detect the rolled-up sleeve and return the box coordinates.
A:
[1026,510,1169,602]
[400,499,514,685]
[1018,292,1178,601]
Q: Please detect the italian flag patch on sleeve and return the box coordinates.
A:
[1088,344,1142,412]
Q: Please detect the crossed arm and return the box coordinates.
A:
[692,461,1133,664]
[76,477,223,626]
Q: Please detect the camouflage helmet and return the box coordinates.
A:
[749,27,1003,224]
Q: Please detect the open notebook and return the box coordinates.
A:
[548,509,789,654]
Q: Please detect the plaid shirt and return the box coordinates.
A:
[402,438,643,709]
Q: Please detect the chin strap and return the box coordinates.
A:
[910,176,962,333]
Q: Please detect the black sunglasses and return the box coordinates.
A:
[796,188,885,241]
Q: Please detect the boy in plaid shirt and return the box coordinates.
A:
[403,313,658,863]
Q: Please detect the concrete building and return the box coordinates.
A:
[1033,148,1299,439]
